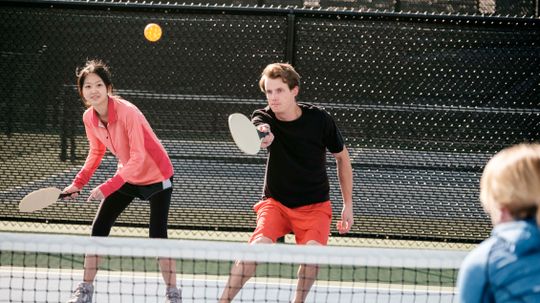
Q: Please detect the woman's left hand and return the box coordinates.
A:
[87,187,105,202]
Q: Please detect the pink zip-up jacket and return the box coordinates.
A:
[72,96,174,198]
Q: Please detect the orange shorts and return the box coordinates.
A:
[249,198,332,245]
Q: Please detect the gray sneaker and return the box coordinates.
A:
[165,286,182,303]
[67,282,94,303]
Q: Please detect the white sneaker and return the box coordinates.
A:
[66,282,94,303]
[165,286,182,303]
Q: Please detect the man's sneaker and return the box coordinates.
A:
[165,286,182,303]
[67,282,94,303]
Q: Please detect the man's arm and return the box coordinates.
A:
[333,146,354,234]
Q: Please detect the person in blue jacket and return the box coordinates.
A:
[457,143,540,302]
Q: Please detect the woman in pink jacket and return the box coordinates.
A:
[63,59,181,303]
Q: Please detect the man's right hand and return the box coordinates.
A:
[258,124,274,148]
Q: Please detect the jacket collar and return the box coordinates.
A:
[91,96,117,127]
[492,218,540,254]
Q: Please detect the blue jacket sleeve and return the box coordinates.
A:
[457,240,493,303]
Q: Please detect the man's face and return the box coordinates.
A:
[264,77,298,116]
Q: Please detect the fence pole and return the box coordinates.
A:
[286,13,296,65]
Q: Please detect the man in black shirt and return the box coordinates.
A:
[220,63,354,303]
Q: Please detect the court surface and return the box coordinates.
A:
[1,266,458,303]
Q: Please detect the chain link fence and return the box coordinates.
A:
[1,0,539,244]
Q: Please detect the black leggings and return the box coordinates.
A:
[91,187,172,238]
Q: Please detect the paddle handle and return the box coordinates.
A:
[59,191,80,199]
[257,130,269,139]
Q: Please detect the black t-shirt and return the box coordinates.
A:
[252,103,344,208]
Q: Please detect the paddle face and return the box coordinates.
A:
[19,187,62,213]
[228,113,261,155]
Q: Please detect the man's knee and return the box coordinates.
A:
[231,260,257,278]
[251,235,273,244]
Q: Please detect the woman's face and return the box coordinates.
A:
[82,72,109,108]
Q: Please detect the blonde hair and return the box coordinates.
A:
[259,63,300,93]
[480,143,540,224]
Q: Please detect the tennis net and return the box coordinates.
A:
[0,232,467,302]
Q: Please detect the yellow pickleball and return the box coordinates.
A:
[144,23,162,42]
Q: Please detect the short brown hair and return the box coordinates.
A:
[259,63,300,93]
